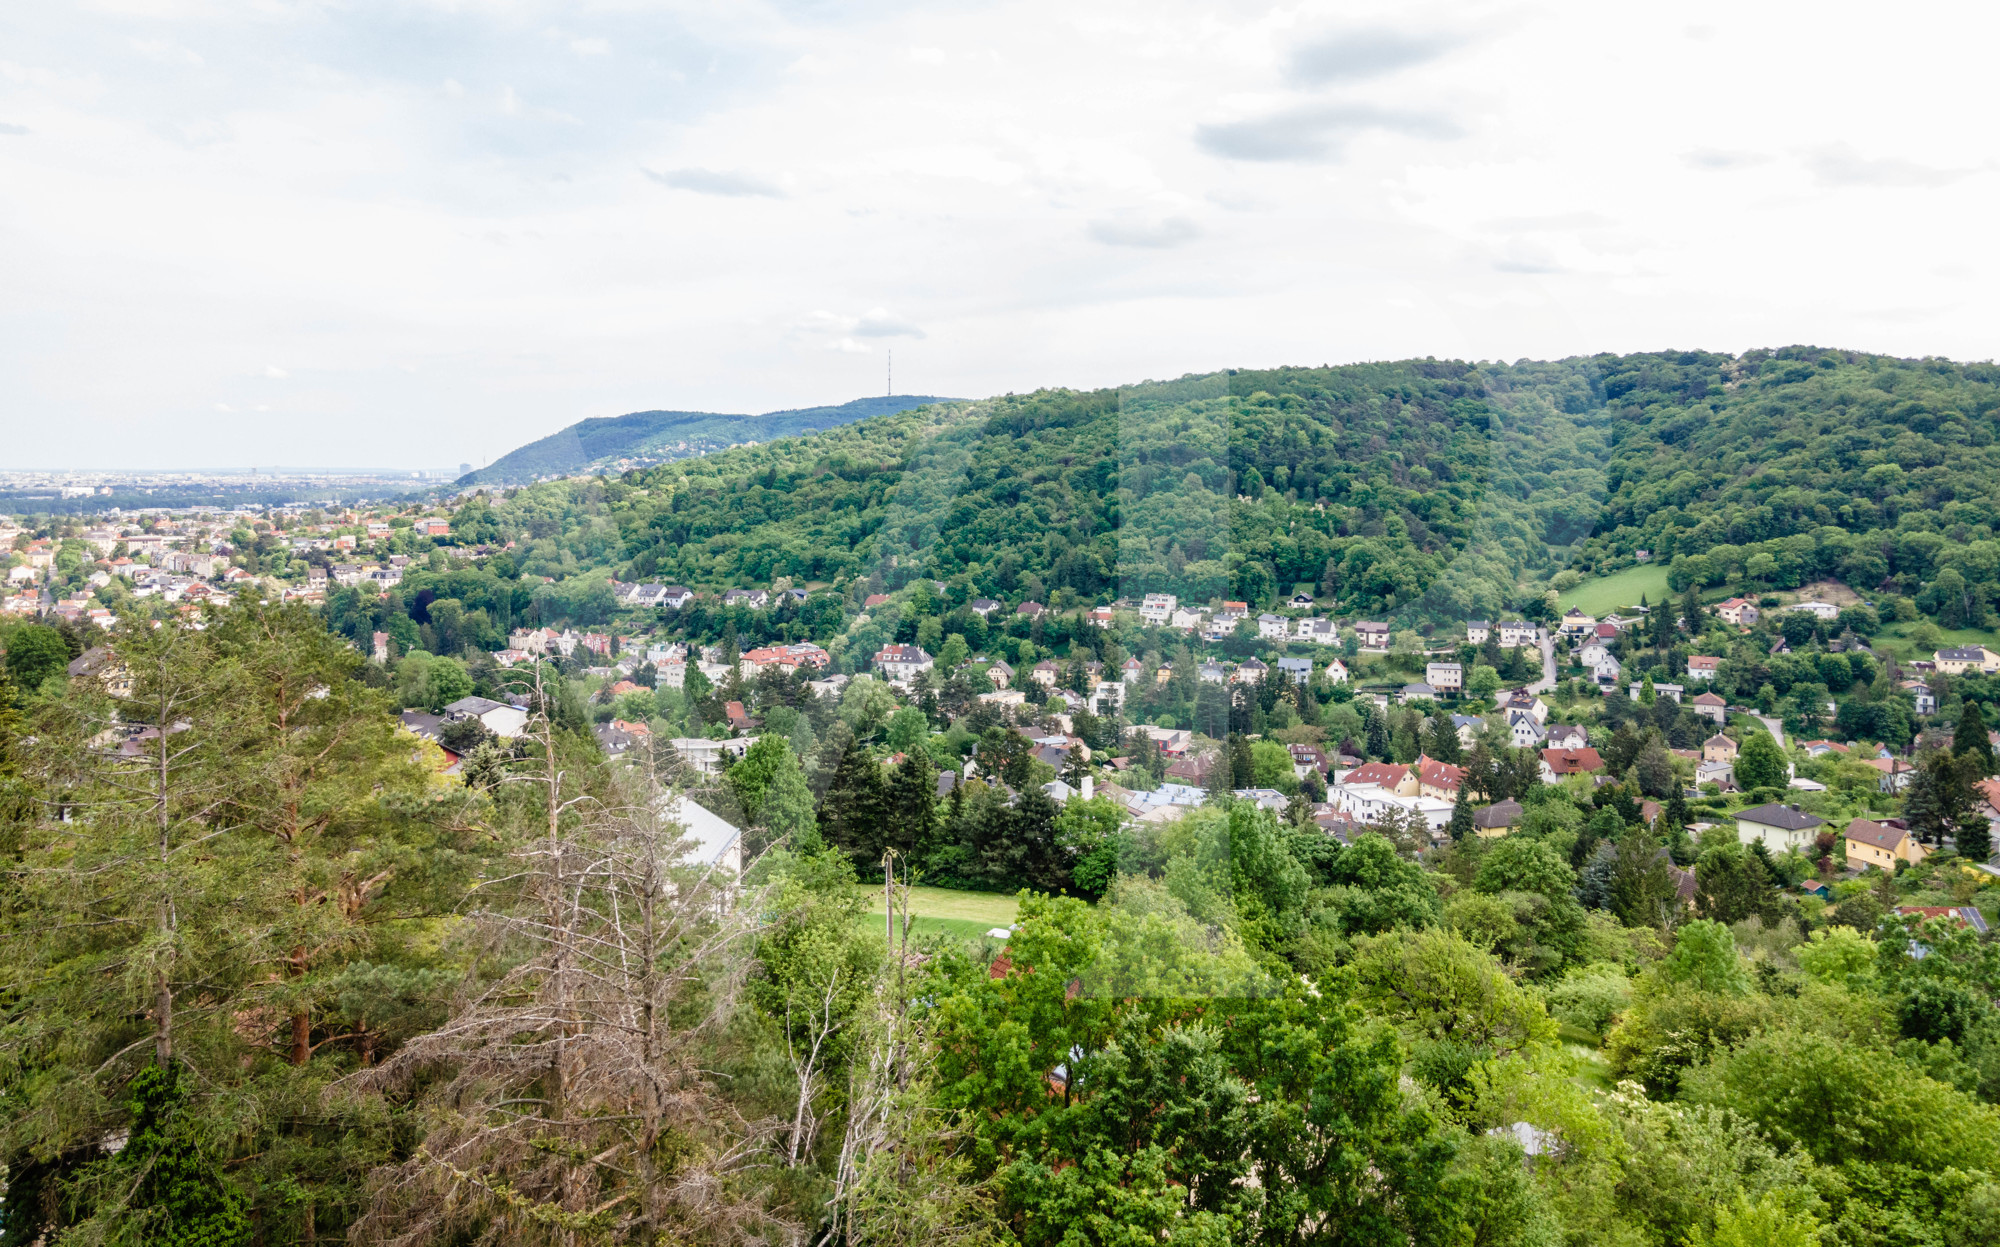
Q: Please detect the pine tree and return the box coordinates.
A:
[1953,700,1994,776]
[1447,796,1475,843]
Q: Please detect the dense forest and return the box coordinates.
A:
[431,348,2000,636]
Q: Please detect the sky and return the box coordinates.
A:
[3,0,1996,470]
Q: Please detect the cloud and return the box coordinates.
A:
[570,37,610,56]
[1805,145,1970,188]
[214,403,235,413]
[852,307,926,338]
[1288,27,1462,84]
[642,166,786,197]
[1196,103,1459,162]
[0,123,26,136]
[263,365,289,378]
[907,46,946,65]
[1682,148,1770,170]
[1087,215,1202,248]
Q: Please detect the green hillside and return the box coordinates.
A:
[409,347,2000,656]
[460,395,955,485]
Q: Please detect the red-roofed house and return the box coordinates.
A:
[1416,756,1467,801]
[1539,747,1605,783]
[1340,761,1416,796]
[1687,655,1721,681]
[1717,598,1759,626]
[863,593,892,609]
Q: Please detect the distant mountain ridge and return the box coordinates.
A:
[459,395,955,485]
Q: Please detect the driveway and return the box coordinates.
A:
[1525,629,1558,694]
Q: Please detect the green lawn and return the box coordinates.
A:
[1872,619,2000,661]
[857,885,1022,947]
[1557,564,1672,616]
[859,885,1020,927]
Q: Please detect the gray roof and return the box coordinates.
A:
[1940,646,1991,661]
[444,696,510,716]
[1737,803,1826,831]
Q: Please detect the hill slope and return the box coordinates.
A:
[442,348,2000,631]
[460,395,955,485]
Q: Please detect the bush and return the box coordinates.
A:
[1544,965,1632,1038]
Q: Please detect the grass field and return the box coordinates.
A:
[857,885,1020,944]
[1873,619,2000,661]
[1557,564,1672,615]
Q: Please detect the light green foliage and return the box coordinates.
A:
[839,675,899,738]
[1248,738,1296,791]
[1544,965,1633,1039]
[885,704,930,753]
[1733,729,1787,792]
[1352,927,1558,1060]
[1661,920,1753,995]
[394,649,474,712]
[1798,926,1877,989]
[1476,837,1577,899]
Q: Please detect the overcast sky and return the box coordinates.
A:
[4,0,1996,469]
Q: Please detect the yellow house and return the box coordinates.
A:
[1844,818,1926,871]
[1934,646,2000,675]
[1703,733,1739,763]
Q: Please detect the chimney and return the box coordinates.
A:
[1083,775,1094,800]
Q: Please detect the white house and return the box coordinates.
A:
[1325,657,1349,683]
[663,793,744,880]
[1258,612,1290,640]
[1508,712,1547,749]
[443,695,529,739]
[1140,593,1178,625]
[1498,621,1537,648]
[1465,620,1491,644]
[1276,656,1314,686]
[1295,618,1340,646]
[1593,653,1623,684]
[1788,600,1841,621]
[1578,640,1612,667]
[873,644,934,685]
[1735,802,1827,854]
[1426,662,1463,693]
[1687,655,1721,681]
[1170,607,1205,631]
[668,736,758,776]
[1326,782,1454,835]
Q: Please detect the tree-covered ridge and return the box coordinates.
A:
[441,348,2000,635]
[461,394,955,485]
[1578,347,2000,603]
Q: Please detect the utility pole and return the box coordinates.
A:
[887,349,892,397]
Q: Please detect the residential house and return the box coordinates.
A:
[1868,756,1916,793]
[1217,601,1250,623]
[863,593,893,609]
[1539,747,1605,783]
[986,660,1015,688]
[1473,799,1523,838]
[667,736,757,776]
[1234,658,1270,684]
[1578,640,1612,667]
[724,701,755,733]
[1690,691,1728,724]
[1296,617,1340,646]
[1016,601,1046,618]
[873,644,934,685]
[1498,620,1537,648]
[1465,620,1492,644]
[65,646,132,698]
[1166,751,1220,785]
[1276,656,1314,686]
[1287,743,1330,779]
[1893,906,1992,935]
[1171,606,1206,631]
[1139,593,1178,625]
[1121,657,1144,683]
[1716,597,1759,626]
[1508,712,1549,749]
[1557,608,1596,638]
[661,586,695,609]
[1258,612,1289,639]
[969,598,1001,617]
[1936,646,2000,675]
[1789,600,1841,620]
[1198,661,1227,684]
[443,695,529,739]
[1844,818,1926,871]
[1402,683,1438,703]
[722,588,770,609]
[1089,606,1115,629]
[1702,734,1739,764]
[1355,621,1391,650]
[1903,680,1937,715]
[1416,756,1466,802]
[1735,802,1826,854]
[1131,725,1193,756]
[1495,689,1548,723]
[1686,655,1721,681]
[1450,714,1484,749]
[1426,662,1463,694]
[1339,761,1417,796]
[1592,653,1624,685]
[1029,659,1060,687]
[1545,722,1589,751]
[1324,657,1350,683]
[1628,681,1684,703]
[1288,592,1316,609]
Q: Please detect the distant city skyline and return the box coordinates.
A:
[4,0,1997,468]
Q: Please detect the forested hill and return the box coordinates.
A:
[459,394,955,485]
[453,348,2000,628]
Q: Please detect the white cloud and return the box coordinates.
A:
[263,364,288,378]
[3,0,2000,468]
